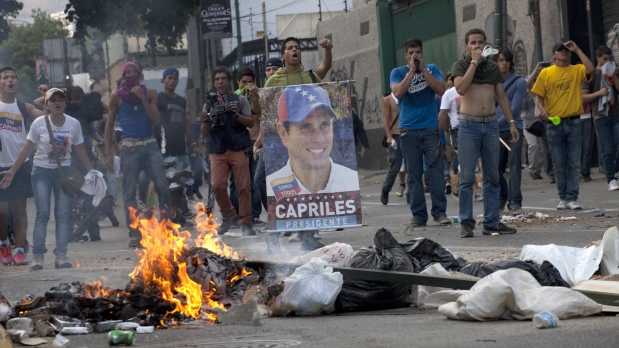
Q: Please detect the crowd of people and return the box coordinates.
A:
[381,28,619,238]
[1,26,618,269]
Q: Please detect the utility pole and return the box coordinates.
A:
[249,8,254,40]
[262,1,268,60]
[234,0,243,71]
[585,0,594,60]
[344,0,348,12]
[318,0,322,21]
[494,0,504,49]
[530,0,544,63]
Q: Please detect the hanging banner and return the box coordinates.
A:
[200,0,233,39]
[260,82,362,232]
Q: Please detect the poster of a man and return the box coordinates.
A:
[261,83,361,232]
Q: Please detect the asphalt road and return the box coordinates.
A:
[1,168,619,348]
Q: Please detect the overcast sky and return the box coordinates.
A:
[17,0,346,39]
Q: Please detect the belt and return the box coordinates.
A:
[458,113,496,123]
[119,137,156,149]
[554,114,580,121]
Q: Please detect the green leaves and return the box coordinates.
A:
[0,0,23,42]
[65,0,199,51]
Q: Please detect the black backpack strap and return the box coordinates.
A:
[16,100,33,132]
[308,70,320,83]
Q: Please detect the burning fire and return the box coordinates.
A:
[194,203,240,259]
[126,205,252,323]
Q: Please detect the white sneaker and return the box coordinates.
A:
[566,201,582,210]
[609,179,619,191]
[557,200,567,210]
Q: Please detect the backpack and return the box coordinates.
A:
[16,101,33,132]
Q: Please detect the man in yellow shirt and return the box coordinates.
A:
[531,41,594,210]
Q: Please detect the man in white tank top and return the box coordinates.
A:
[0,66,43,265]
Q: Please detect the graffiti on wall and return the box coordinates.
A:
[329,59,382,129]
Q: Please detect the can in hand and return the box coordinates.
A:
[108,330,136,346]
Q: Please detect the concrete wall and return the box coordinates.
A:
[276,12,344,39]
[317,5,383,169]
[454,0,562,74]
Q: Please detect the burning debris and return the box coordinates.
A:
[1,203,262,344]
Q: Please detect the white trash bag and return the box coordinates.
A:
[519,243,602,286]
[438,269,602,321]
[276,258,343,316]
[291,242,354,268]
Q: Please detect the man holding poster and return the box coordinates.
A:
[264,84,361,234]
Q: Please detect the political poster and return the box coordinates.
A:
[259,82,362,232]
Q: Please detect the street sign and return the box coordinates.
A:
[200,0,233,39]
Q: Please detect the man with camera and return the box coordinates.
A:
[390,39,450,230]
[202,66,256,236]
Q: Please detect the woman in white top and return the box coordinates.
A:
[0,88,92,270]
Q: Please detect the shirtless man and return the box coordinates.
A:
[451,28,519,238]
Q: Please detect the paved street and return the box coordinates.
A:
[1,168,619,347]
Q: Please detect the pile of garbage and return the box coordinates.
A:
[266,226,619,325]
[0,248,262,346]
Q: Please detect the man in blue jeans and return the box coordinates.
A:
[105,61,170,248]
[390,39,451,228]
[452,29,519,238]
[532,41,594,210]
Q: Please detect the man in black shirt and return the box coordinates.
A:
[158,68,192,221]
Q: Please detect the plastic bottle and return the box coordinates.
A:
[533,311,559,329]
[108,330,136,346]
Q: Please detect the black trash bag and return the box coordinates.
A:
[459,260,569,287]
[335,228,414,312]
[401,238,467,272]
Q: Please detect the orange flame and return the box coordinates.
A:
[194,203,240,259]
[127,205,250,323]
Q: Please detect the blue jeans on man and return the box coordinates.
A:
[499,129,523,210]
[31,166,73,258]
[546,118,583,202]
[120,141,170,235]
[595,115,619,183]
[458,119,501,228]
[400,128,447,224]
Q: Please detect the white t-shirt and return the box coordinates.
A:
[0,100,28,167]
[27,114,84,169]
[267,159,360,199]
[439,86,461,129]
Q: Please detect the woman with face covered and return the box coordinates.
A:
[0,88,93,270]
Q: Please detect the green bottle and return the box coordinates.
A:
[108,330,136,346]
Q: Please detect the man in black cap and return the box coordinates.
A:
[265,58,283,79]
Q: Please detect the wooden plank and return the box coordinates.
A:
[245,261,479,290]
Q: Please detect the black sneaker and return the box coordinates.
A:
[482,223,517,235]
[434,215,452,226]
[460,223,474,238]
[530,172,543,180]
[218,217,238,235]
[241,224,257,236]
[380,190,389,206]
